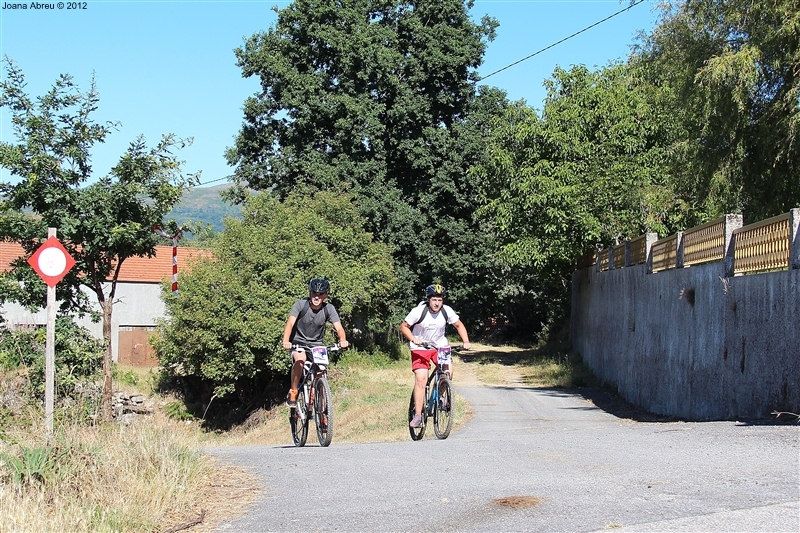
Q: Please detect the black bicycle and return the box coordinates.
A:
[408,344,460,441]
[289,343,341,447]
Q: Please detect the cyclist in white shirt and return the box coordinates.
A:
[399,284,471,428]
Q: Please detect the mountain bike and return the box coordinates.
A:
[289,343,341,447]
[408,344,461,441]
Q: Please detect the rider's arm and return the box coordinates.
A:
[332,321,349,348]
[400,321,422,346]
[282,315,297,350]
[453,320,471,350]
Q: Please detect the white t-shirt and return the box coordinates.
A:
[403,303,459,350]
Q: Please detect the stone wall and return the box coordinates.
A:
[571,262,800,420]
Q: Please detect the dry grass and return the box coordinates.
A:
[213,350,470,447]
[459,342,599,388]
[0,408,251,533]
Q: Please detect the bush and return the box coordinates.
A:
[153,191,397,407]
[0,318,103,400]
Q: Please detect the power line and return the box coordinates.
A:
[193,175,231,187]
[481,0,646,80]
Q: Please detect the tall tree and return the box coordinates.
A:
[0,59,198,422]
[634,0,800,221]
[226,0,501,318]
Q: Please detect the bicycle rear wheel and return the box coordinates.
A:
[290,386,309,447]
[314,375,334,447]
[408,390,426,441]
[433,376,453,439]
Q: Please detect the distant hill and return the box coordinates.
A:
[167,184,242,233]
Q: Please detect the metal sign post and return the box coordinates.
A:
[27,228,76,435]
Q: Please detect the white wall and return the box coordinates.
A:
[1,282,166,362]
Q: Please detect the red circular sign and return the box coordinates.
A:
[27,236,76,288]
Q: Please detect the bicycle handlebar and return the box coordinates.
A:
[291,343,345,353]
[417,342,468,352]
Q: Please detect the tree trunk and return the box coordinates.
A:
[100,299,114,423]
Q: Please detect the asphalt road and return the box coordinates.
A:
[207,384,799,532]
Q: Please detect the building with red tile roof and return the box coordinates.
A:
[0,241,213,366]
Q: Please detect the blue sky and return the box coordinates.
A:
[1,0,658,187]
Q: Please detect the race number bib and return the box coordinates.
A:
[437,346,452,365]
[311,346,329,365]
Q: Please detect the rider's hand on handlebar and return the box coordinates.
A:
[282,340,293,350]
[461,342,471,351]
[339,339,350,349]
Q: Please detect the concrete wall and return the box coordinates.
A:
[571,262,800,420]
[2,282,165,362]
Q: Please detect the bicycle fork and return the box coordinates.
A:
[426,378,439,416]
[295,380,313,422]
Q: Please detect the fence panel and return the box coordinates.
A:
[733,213,790,274]
[612,243,626,269]
[598,248,610,271]
[651,235,678,273]
[683,217,725,266]
[628,234,647,266]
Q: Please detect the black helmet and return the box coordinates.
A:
[309,278,330,293]
[425,284,446,299]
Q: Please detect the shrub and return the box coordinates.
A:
[153,191,396,406]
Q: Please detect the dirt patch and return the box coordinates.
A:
[492,495,545,509]
[454,342,527,387]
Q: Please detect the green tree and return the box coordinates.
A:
[634,0,800,221]
[472,64,685,339]
[226,0,501,317]
[152,191,395,408]
[0,59,198,422]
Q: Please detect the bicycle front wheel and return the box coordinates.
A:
[290,386,309,447]
[314,375,334,447]
[408,389,426,441]
[433,376,453,439]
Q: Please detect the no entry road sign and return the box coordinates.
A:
[27,236,76,287]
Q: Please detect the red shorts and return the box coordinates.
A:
[411,349,438,372]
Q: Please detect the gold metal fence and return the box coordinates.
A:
[612,243,626,268]
[683,217,725,266]
[733,213,790,274]
[651,235,678,273]
[628,234,647,266]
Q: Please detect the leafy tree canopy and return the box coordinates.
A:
[634,0,800,221]
[225,0,502,318]
[0,58,199,420]
[472,63,688,338]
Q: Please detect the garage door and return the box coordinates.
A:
[118,326,158,367]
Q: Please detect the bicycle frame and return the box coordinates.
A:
[425,348,451,414]
[295,346,329,416]
[409,345,455,440]
[289,343,339,447]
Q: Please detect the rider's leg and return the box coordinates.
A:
[413,368,428,416]
[288,349,306,403]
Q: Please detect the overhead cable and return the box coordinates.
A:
[481,0,646,80]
